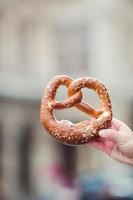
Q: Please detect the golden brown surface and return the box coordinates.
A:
[40,75,112,145]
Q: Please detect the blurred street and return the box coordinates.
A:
[0,0,133,199]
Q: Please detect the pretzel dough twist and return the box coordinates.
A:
[40,75,112,145]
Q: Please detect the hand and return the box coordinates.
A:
[89,118,133,165]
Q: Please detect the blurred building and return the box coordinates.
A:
[0,0,133,199]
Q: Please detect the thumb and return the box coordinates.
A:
[99,129,120,143]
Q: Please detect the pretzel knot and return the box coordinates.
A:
[40,75,112,145]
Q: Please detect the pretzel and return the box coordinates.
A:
[40,75,112,145]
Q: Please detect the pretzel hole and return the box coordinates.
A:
[81,88,101,110]
[55,85,68,101]
[53,85,86,123]
[53,86,101,123]
[54,107,92,123]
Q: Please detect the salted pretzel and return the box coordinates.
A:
[40,75,112,145]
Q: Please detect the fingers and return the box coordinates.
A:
[111,118,132,132]
[89,139,133,166]
[88,118,133,166]
[99,129,120,143]
[110,118,122,131]
[111,145,133,166]
[99,125,133,147]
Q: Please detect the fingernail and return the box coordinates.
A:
[99,130,106,137]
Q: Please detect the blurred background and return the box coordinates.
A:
[0,0,133,199]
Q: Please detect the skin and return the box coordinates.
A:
[89,118,133,165]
